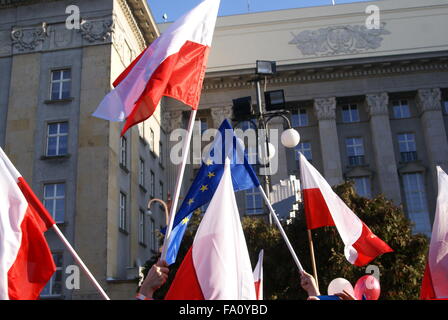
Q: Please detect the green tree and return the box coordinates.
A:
[141,182,429,300]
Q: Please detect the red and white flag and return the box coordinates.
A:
[253,249,264,300]
[421,166,448,300]
[93,0,220,135]
[299,153,393,266]
[164,162,256,300]
[0,148,56,300]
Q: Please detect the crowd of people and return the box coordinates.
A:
[136,260,356,300]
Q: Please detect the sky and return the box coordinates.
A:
[147,0,377,23]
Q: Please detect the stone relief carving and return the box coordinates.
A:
[11,22,48,52]
[314,97,336,120]
[366,93,389,116]
[417,88,442,113]
[79,18,114,43]
[289,23,390,56]
[211,106,233,127]
[162,110,184,133]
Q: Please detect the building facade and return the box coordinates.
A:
[0,0,166,299]
[162,0,448,236]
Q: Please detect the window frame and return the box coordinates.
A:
[50,69,71,101]
[341,104,360,123]
[119,191,128,232]
[402,173,431,235]
[352,176,372,199]
[139,209,146,246]
[43,182,66,224]
[291,108,309,127]
[120,136,127,169]
[295,142,312,161]
[46,122,69,157]
[245,187,263,215]
[392,99,411,119]
[40,252,64,298]
[139,158,145,188]
[346,137,365,166]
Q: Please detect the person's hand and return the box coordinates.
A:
[335,290,356,300]
[300,271,320,297]
[139,260,169,298]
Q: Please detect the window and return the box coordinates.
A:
[159,181,164,200]
[41,252,63,297]
[46,122,68,156]
[443,100,448,114]
[392,100,411,119]
[159,141,164,166]
[402,173,431,236]
[346,137,365,166]
[149,218,156,251]
[149,129,155,153]
[245,187,263,215]
[139,158,145,188]
[291,109,308,127]
[398,133,417,162]
[295,142,312,161]
[150,171,155,198]
[353,177,371,198]
[44,183,65,223]
[342,104,360,123]
[50,69,71,100]
[138,122,145,141]
[198,118,208,134]
[120,137,127,168]
[119,192,127,231]
[139,209,146,245]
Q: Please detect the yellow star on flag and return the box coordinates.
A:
[207,172,215,179]
[205,159,213,166]
[181,216,190,225]
[188,198,194,205]
[200,185,208,192]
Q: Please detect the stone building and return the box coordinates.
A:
[0,0,166,299]
[162,0,448,237]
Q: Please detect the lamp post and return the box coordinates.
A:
[234,60,301,224]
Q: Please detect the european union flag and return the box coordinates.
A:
[165,119,260,265]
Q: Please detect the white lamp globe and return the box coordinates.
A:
[281,128,300,148]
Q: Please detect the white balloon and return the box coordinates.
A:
[281,128,300,148]
[327,278,355,296]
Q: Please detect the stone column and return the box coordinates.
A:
[162,109,185,196]
[366,93,402,204]
[313,97,343,186]
[417,88,448,191]
[211,105,233,128]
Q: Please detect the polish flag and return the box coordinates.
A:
[253,249,264,300]
[0,148,56,300]
[164,162,256,300]
[421,166,448,300]
[93,0,220,135]
[299,153,393,266]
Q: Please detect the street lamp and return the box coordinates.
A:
[232,60,300,224]
[147,198,170,226]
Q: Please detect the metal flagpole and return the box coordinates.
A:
[52,225,110,300]
[258,185,304,272]
[160,109,198,262]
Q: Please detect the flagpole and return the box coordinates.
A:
[307,229,319,289]
[161,109,198,262]
[52,225,110,300]
[258,186,304,272]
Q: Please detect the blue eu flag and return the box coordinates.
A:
[165,119,260,265]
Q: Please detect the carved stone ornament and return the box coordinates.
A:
[314,97,336,121]
[417,88,442,113]
[11,22,48,52]
[211,106,233,127]
[289,23,390,56]
[79,18,114,43]
[366,93,389,116]
[162,110,184,132]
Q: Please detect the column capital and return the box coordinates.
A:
[366,93,389,116]
[314,97,337,121]
[417,88,442,113]
[162,110,184,132]
[211,105,233,128]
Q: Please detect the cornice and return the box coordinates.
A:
[203,58,448,91]
[116,0,146,51]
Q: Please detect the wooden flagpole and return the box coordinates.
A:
[258,186,304,272]
[52,225,110,300]
[307,229,319,289]
[160,109,198,262]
